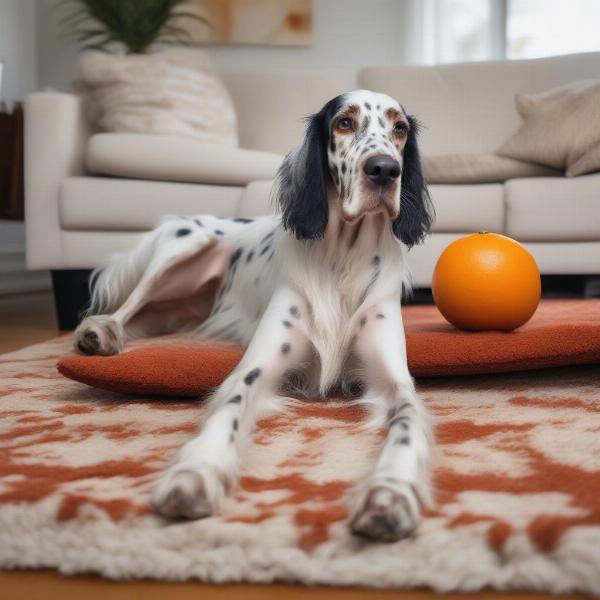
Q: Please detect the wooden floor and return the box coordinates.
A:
[0,292,583,599]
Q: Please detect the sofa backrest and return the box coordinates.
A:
[359,52,600,156]
[222,70,353,155]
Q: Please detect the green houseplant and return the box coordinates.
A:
[60,0,237,144]
[59,0,210,53]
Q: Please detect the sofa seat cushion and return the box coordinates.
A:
[423,153,560,184]
[428,183,504,233]
[505,173,600,241]
[86,133,283,186]
[60,177,243,231]
[234,180,505,234]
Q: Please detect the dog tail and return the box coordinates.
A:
[87,228,162,316]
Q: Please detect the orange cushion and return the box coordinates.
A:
[57,300,600,397]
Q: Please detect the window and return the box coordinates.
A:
[426,0,600,64]
[507,0,600,59]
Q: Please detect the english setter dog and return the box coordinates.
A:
[75,89,435,542]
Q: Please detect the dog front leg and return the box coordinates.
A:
[152,286,312,519]
[349,298,433,542]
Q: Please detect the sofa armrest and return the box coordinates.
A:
[25,92,90,270]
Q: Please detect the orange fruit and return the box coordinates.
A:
[432,231,541,331]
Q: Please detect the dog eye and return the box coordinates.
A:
[394,122,408,135]
[337,117,353,131]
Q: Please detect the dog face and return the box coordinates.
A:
[275,89,433,247]
[327,90,409,222]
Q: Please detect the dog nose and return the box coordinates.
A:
[363,155,401,186]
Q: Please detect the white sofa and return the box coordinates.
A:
[25,53,600,328]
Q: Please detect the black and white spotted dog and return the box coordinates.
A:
[75,89,435,542]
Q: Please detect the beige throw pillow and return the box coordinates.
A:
[497,80,600,177]
[75,48,238,146]
[423,153,560,184]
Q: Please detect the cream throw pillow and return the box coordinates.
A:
[75,48,238,146]
[497,80,600,177]
[423,153,560,184]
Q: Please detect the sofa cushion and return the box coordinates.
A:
[497,80,600,176]
[221,70,354,154]
[505,173,600,241]
[86,133,283,186]
[359,52,600,155]
[238,180,274,218]
[60,177,243,231]
[423,153,560,184]
[236,180,504,234]
[428,183,504,233]
[76,48,239,145]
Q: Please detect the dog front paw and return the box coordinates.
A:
[350,484,420,542]
[152,468,212,520]
[74,316,124,355]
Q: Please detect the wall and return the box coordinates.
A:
[0,0,38,100]
[35,0,413,90]
[0,0,49,292]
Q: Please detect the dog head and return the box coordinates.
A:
[275,90,433,247]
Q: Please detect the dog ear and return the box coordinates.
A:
[274,98,340,240]
[393,116,434,248]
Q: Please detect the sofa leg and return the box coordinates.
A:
[51,269,93,331]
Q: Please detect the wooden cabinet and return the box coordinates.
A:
[0,103,24,221]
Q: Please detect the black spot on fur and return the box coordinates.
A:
[275,95,344,240]
[282,320,292,328]
[228,394,242,404]
[175,228,191,237]
[359,115,371,137]
[246,250,254,262]
[244,368,261,385]
[387,406,412,423]
[289,306,300,319]
[378,116,385,128]
[359,316,367,327]
[341,162,347,174]
[214,229,224,236]
[396,436,411,446]
[194,219,203,227]
[281,343,291,354]
[232,418,239,431]
[330,139,336,153]
[262,230,275,243]
[234,218,253,223]
[260,244,271,256]
[393,116,434,248]
[230,248,243,266]
[373,255,381,266]
[376,313,385,319]
[364,102,371,110]
[268,250,275,261]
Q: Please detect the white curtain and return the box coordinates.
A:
[405,0,600,66]
[404,0,506,65]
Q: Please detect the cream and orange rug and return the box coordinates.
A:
[1,335,600,594]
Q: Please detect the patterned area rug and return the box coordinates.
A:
[1,336,600,594]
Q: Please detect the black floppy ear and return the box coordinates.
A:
[274,98,341,240]
[393,115,434,248]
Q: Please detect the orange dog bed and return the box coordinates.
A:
[57,299,600,397]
